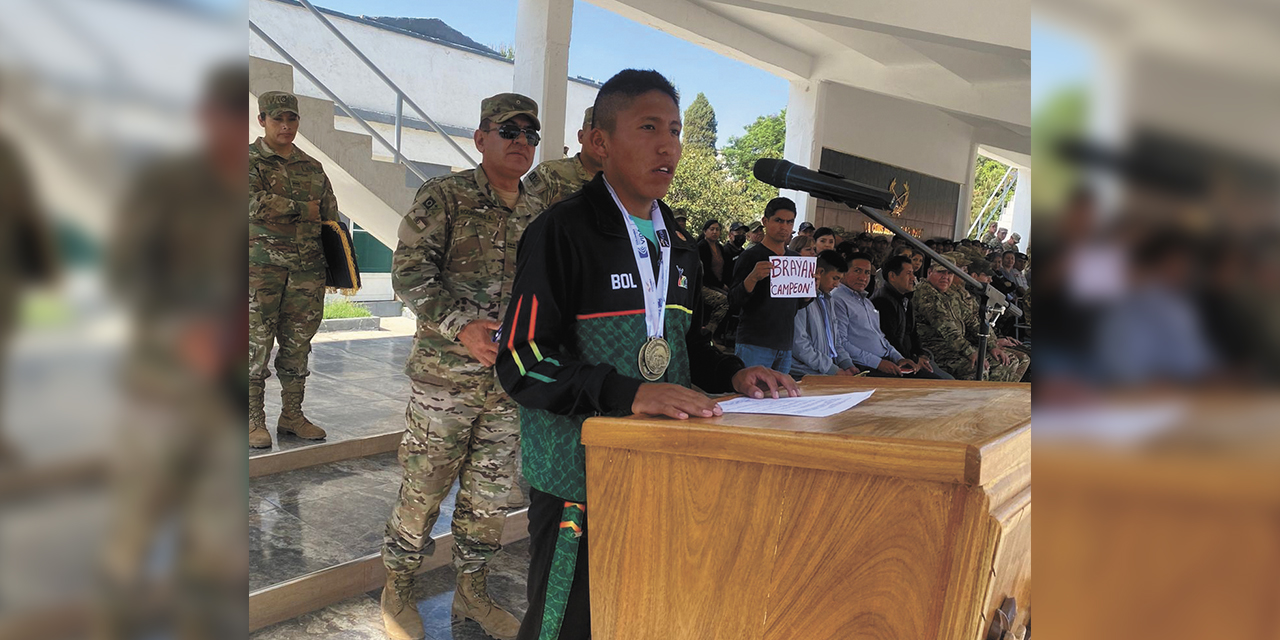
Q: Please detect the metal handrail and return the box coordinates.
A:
[250,21,433,182]
[967,166,1016,238]
[294,0,477,169]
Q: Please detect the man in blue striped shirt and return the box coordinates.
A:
[833,252,946,379]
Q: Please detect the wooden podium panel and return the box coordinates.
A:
[583,378,1030,640]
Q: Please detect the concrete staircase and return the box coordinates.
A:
[249,55,422,250]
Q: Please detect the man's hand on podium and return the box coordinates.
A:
[731,366,801,400]
[632,383,723,420]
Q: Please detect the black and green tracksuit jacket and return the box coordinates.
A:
[496,173,744,502]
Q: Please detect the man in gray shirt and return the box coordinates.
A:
[832,252,945,379]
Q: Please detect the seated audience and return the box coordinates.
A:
[871,255,951,379]
[913,252,1028,381]
[833,252,945,378]
[788,235,817,257]
[813,227,837,253]
[696,219,731,336]
[790,251,857,377]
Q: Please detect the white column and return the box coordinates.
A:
[782,78,827,225]
[1008,167,1031,247]
[514,0,573,165]
[954,139,979,240]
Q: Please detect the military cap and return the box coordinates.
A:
[967,258,995,277]
[582,106,594,130]
[481,93,541,130]
[258,91,299,118]
[934,250,969,270]
[749,222,764,233]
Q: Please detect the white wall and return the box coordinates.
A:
[249,0,598,170]
[818,84,977,185]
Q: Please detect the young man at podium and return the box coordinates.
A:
[497,69,797,640]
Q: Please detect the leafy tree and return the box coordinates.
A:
[968,156,1016,236]
[666,145,754,237]
[682,93,718,151]
[722,110,785,214]
[1030,86,1088,211]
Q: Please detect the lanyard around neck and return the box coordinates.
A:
[603,177,670,340]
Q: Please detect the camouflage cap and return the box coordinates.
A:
[967,258,995,277]
[749,222,764,233]
[582,106,594,130]
[481,93,541,130]
[934,250,970,270]
[258,91,299,118]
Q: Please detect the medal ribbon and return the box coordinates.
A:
[603,177,669,341]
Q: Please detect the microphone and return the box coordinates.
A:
[753,158,895,211]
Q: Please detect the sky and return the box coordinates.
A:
[314,0,790,147]
[1030,20,1094,114]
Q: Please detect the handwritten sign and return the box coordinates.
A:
[769,256,816,298]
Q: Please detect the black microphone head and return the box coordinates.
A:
[753,158,790,185]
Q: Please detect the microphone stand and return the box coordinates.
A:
[850,203,998,381]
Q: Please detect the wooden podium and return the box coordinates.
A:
[583,377,1031,640]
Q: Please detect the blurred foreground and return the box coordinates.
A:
[1034,0,1280,637]
[0,1,245,639]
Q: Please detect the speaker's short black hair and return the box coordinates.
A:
[816,250,848,273]
[883,255,913,276]
[763,197,797,220]
[591,69,680,132]
[813,227,835,240]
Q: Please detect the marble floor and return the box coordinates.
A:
[253,336,414,456]
[251,536,532,640]
[249,451,461,592]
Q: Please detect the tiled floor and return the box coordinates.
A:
[251,538,532,640]
[253,336,414,456]
[249,451,461,592]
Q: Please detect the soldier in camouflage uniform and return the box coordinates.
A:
[248,91,333,448]
[522,106,602,209]
[381,93,544,640]
[913,252,1027,382]
[956,258,1030,379]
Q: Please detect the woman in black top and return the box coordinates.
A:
[696,219,730,337]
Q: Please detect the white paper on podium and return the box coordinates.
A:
[716,390,875,418]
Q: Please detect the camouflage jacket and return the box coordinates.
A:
[249,138,338,270]
[913,281,977,363]
[394,165,544,384]
[522,154,596,210]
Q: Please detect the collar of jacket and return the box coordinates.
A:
[581,172,694,249]
[255,136,302,162]
[472,163,530,211]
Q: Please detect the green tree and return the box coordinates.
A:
[666,145,754,237]
[1030,86,1088,211]
[968,156,1016,236]
[682,93,718,151]
[722,110,785,214]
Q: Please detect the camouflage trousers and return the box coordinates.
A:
[701,286,729,334]
[248,264,325,389]
[938,346,1031,382]
[382,377,519,576]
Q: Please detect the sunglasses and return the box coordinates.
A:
[485,123,540,147]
